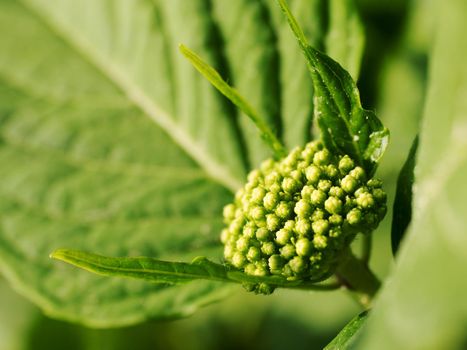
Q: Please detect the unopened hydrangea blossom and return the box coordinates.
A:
[221,141,387,283]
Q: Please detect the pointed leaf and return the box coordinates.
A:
[324,311,369,350]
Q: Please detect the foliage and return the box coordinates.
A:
[0,0,466,349]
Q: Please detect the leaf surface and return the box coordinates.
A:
[324,311,368,350]
[354,0,467,348]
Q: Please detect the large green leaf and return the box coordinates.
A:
[354,0,467,348]
[0,0,237,327]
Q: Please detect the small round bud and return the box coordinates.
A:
[280,244,296,259]
[295,218,311,235]
[313,149,330,165]
[329,227,342,238]
[276,228,292,245]
[301,185,314,199]
[312,219,329,235]
[247,169,261,184]
[263,192,279,210]
[247,246,261,262]
[324,196,343,214]
[311,209,325,221]
[232,252,246,268]
[313,235,328,249]
[356,192,375,209]
[325,165,339,179]
[329,214,343,225]
[243,224,256,238]
[329,186,345,198]
[220,229,230,244]
[294,199,313,218]
[266,214,281,231]
[265,171,281,187]
[224,244,235,260]
[223,204,236,222]
[268,255,284,273]
[289,256,308,274]
[367,178,383,188]
[339,156,354,174]
[236,237,250,252]
[318,179,332,192]
[349,167,366,182]
[250,206,266,221]
[341,175,358,193]
[244,263,256,275]
[256,227,270,242]
[275,201,293,219]
[250,187,266,204]
[284,220,295,231]
[260,158,275,173]
[372,188,387,203]
[305,165,321,184]
[310,189,326,206]
[282,177,300,193]
[269,183,281,193]
[296,238,312,257]
[347,208,362,225]
[261,241,276,255]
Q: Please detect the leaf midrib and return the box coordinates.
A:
[19,0,242,192]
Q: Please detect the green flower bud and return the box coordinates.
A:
[232,252,246,268]
[280,244,296,259]
[296,238,312,257]
[294,199,313,217]
[305,165,321,184]
[295,218,311,235]
[329,186,345,198]
[356,192,375,209]
[318,179,332,192]
[263,192,279,210]
[313,235,328,249]
[275,201,293,219]
[247,246,261,262]
[256,227,271,242]
[339,155,354,174]
[261,241,276,255]
[310,189,326,206]
[223,203,236,223]
[282,177,300,193]
[341,175,358,193]
[250,187,266,204]
[313,149,331,165]
[222,141,387,290]
[289,256,308,274]
[236,236,250,252]
[312,219,329,235]
[275,228,292,245]
[266,214,281,231]
[324,196,343,214]
[268,255,284,274]
[347,208,362,225]
[250,206,266,221]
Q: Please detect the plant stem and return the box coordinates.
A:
[336,249,381,308]
[361,234,372,266]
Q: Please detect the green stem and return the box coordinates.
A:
[361,234,372,266]
[336,249,381,308]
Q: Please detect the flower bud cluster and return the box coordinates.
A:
[221,141,386,284]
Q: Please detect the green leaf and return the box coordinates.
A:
[325,0,365,80]
[391,135,418,255]
[179,45,287,159]
[278,0,389,176]
[51,250,231,284]
[0,0,240,327]
[324,311,369,350]
[51,249,338,292]
[354,0,467,348]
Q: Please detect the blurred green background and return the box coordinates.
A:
[0,0,428,348]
